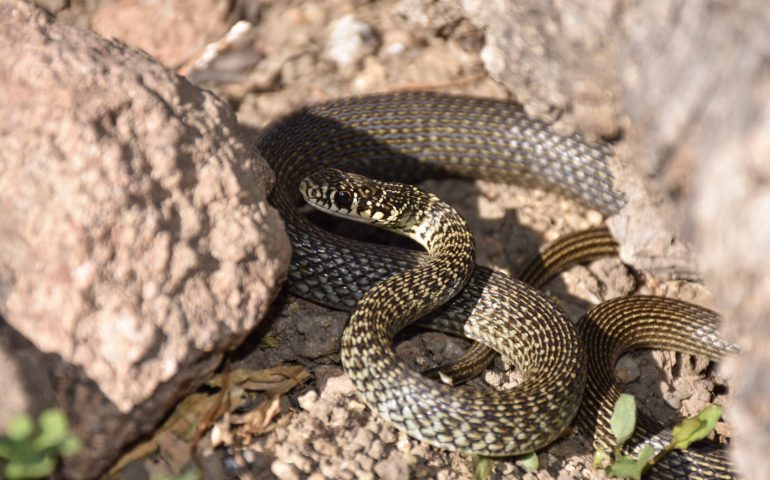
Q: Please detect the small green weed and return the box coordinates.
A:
[0,409,81,479]
[597,393,723,479]
[471,451,538,480]
[472,455,495,480]
[152,468,202,480]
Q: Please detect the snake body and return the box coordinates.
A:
[258,92,735,476]
[579,295,737,479]
[299,168,583,455]
[429,226,621,385]
[259,92,624,311]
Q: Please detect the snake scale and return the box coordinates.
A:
[257,92,736,478]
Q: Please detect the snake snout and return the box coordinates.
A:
[298,174,328,205]
[298,178,310,199]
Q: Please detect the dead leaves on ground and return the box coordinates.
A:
[106,364,310,478]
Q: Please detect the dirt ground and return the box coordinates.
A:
[45,0,732,478]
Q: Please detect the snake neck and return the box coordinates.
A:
[350,193,476,339]
[388,188,469,252]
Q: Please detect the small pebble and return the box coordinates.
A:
[271,460,301,480]
[615,355,641,383]
[663,391,682,410]
[374,451,410,480]
[385,42,405,55]
[586,209,604,224]
[312,438,338,456]
[286,452,312,473]
[298,390,318,411]
[322,375,356,398]
[326,15,379,69]
[582,466,599,478]
[369,440,384,459]
[318,459,339,479]
[348,399,366,412]
[484,370,503,387]
[351,427,374,451]
[329,406,349,427]
[286,428,310,446]
[355,452,375,471]
[410,442,429,458]
[395,431,411,453]
[379,426,397,444]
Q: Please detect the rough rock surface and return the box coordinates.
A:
[92,0,233,67]
[0,1,289,477]
[455,0,770,475]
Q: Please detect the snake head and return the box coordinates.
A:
[299,168,409,225]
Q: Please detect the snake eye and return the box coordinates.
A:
[333,190,353,208]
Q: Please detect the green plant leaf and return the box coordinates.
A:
[593,449,610,468]
[58,436,82,457]
[32,409,73,452]
[153,469,202,480]
[605,450,642,479]
[471,455,494,480]
[610,394,637,447]
[518,452,539,470]
[636,445,654,465]
[38,409,68,436]
[606,454,641,480]
[671,418,702,445]
[4,454,57,480]
[1,409,82,479]
[671,405,723,450]
[0,438,14,459]
[180,469,202,480]
[606,445,654,480]
[6,415,34,441]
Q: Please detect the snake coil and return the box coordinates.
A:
[259,92,737,478]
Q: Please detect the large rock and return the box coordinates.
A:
[0,1,290,477]
[454,0,770,475]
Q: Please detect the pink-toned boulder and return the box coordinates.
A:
[0,1,289,477]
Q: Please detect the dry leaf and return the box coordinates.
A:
[166,389,240,442]
[207,365,310,395]
[107,365,308,478]
[232,395,282,437]
[156,429,194,474]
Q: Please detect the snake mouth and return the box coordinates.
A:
[298,175,334,209]
[301,169,432,234]
[297,178,312,201]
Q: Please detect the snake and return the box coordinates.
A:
[298,167,582,455]
[424,226,621,386]
[256,91,737,476]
